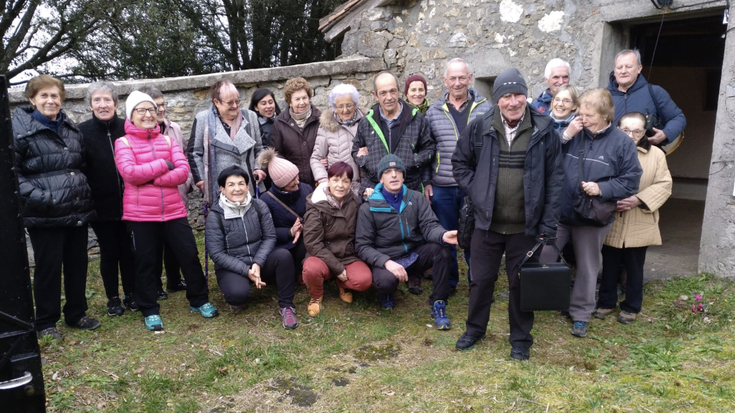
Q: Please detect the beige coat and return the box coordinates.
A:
[310,108,364,189]
[604,145,672,248]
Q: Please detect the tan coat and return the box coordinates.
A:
[604,145,672,248]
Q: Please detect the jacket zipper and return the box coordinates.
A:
[147,130,166,219]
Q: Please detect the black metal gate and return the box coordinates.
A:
[0,75,46,411]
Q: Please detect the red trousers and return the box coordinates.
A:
[302,257,372,299]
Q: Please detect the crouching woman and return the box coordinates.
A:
[205,166,299,329]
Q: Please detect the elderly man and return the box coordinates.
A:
[356,154,458,328]
[425,58,491,293]
[352,71,435,198]
[531,58,571,114]
[607,49,686,146]
[452,68,563,360]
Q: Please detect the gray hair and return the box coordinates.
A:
[85,81,119,107]
[443,58,472,77]
[544,58,571,80]
[372,71,400,93]
[137,85,163,100]
[615,49,642,66]
[329,83,359,108]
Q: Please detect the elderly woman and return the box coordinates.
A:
[550,84,583,143]
[404,74,429,114]
[206,166,299,329]
[310,84,364,195]
[79,81,136,317]
[271,77,322,187]
[258,148,314,285]
[116,91,218,331]
[13,75,99,339]
[187,80,265,206]
[595,112,672,324]
[302,162,372,317]
[540,88,642,339]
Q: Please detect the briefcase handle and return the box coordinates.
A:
[518,241,569,276]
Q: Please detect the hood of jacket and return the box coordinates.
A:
[124,118,161,139]
[319,107,366,133]
[607,70,649,96]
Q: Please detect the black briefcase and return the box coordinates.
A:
[518,242,571,312]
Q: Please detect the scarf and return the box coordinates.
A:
[212,104,243,141]
[31,109,62,134]
[550,113,576,130]
[258,114,275,126]
[218,192,253,220]
[334,109,359,127]
[323,184,343,209]
[290,107,311,130]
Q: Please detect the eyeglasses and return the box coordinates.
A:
[335,103,355,111]
[620,128,645,136]
[552,98,573,105]
[134,107,157,116]
[217,99,240,107]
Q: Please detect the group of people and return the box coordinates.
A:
[13,48,682,361]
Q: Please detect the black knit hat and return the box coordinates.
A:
[377,154,406,178]
[493,68,528,102]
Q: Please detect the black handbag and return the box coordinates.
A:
[457,195,474,250]
[518,242,571,312]
[572,143,616,226]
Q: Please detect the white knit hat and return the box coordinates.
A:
[125,90,157,120]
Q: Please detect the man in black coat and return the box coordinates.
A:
[451,68,563,360]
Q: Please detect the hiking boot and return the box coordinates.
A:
[144,315,164,331]
[123,295,139,312]
[593,307,615,319]
[408,276,422,295]
[107,296,125,317]
[190,303,219,318]
[166,280,187,293]
[67,316,101,330]
[431,300,451,330]
[279,307,298,329]
[307,297,322,317]
[157,290,168,301]
[618,310,637,324]
[571,321,588,338]
[455,332,485,351]
[510,346,530,361]
[37,327,62,340]
[378,293,394,310]
[338,286,353,303]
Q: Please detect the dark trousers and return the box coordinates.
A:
[28,226,89,331]
[599,245,648,314]
[287,241,307,284]
[154,241,184,291]
[466,229,537,349]
[430,185,471,286]
[127,219,209,317]
[91,221,135,299]
[215,248,296,309]
[371,243,451,304]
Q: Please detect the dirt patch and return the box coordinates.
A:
[354,342,401,362]
[268,376,318,407]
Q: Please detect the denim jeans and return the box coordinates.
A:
[430,185,471,287]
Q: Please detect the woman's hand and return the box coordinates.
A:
[566,117,584,137]
[248,263,266,289]
[581,181,601,197]
[290,219,303,243]
[337,269,348,282]
[253,170,266,183]
[363,188,374,198]
[616,196,641,212]
[319,158,328,167]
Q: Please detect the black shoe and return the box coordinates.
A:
[166,280,187,293]
[408,276,422,295]
[37,327,62,340]
[455,332,485,351]
[449,285,457,296]
[66,316,101,330]
[123,295,139,312]
[510,346,530,361]
[157,290,168,301]
[106,296,125,317]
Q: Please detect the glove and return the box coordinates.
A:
[165,160,175,170]
[536,234,556,246]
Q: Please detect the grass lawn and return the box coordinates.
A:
[40,233,735,412]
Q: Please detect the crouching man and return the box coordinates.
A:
[355,154,458,329]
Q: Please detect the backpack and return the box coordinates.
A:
[457,118,485,250]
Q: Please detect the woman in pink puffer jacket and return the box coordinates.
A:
[115,91,218,332]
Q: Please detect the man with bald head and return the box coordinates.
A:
[531,58,571,114]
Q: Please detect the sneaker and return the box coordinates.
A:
[307,297,322,317]
[37,327,62,340]
[123,295,139,312]
[408,276,422,295]
[279,307,299,329]
[338,286,353,303]
[230,303,247,312]
[157,290,168,301]
[144,315,164,331]
[455,332,485,351]
[106,296,125,317]
[618,310,637,324]
[167,280,187,293]
[571,321,588,338]
[510,346,530,361]
[431,300,451,330]
[66,316,101,330]
[378,293,394,310]
[190,302,219,318]
[593,307,615,319]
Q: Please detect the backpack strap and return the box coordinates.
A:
[473,116,485,151]
[120,137,130,147]
[164,135,171,148]
[264,191,301,220]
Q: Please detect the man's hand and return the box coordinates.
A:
[424,184,433,203]
[616,196,641,212]
[248,263,266,289]
[356,146,369,157]
[253,170,266,183]
[290,219,303,244]
[337,269,348,282]
[319,158,328,167]
[195,180,205,193]
[581,181,601,197]
[648,127,668,146]
[384,260,408,282]
[442,230,458,245]
[363,188,374,198]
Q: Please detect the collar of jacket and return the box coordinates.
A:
[535,88,553,103]
[319,107,365,133]
[308,184,356,213]
[482,105,554,147]
[124,118,161,139]
[270,182,302,203]
[92,113,124,132]
[607,70,648,95]
[277,104,320,128]
[367,183,412,214]
[16,105,78,135]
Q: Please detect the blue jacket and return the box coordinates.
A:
[531,88,553,115]
[260,183,313,250]
[607,72,686,144]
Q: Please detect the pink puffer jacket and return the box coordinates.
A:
[115,120,189,222]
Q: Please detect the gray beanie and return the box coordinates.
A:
[377,154,406,178]
[125,90,157,120]
[493,68,528,102]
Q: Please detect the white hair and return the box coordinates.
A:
[544,58,571,80]
[443,58,472,77]
[329,83,359,108]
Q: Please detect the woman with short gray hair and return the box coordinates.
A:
[310,83,364,195]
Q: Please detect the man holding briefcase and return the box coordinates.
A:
[451,68,563,360]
